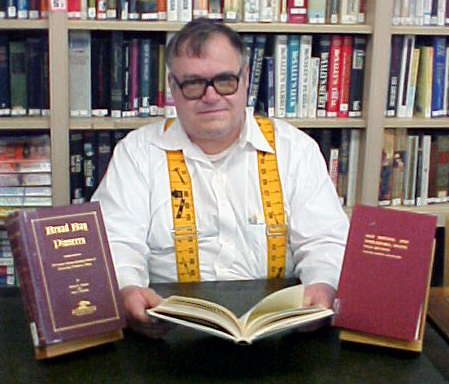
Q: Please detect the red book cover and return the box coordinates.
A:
[337,35,353,118]
[67,0,81,18]
[40,0,48,17]
[326,34,342,117]
[333,204,437,342]
[129,38,140,115]
[5,202,125,354]
[287,0,308,23]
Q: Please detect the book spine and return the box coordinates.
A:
[256,56,275,117]
[70,134,87,203]
[435,134,449,201]
[82,130,98,201]
[326,34,342,118]
[337,129,350,205]
[177,0,192,21]
[378,129,395,205]
[390,128,408,205]
[106,0,117,17]
[415,46,434,118]
[139,0,158,19]
[396,35,415,118]
[274,34,288,118]
[415,0,425,25]
[9,40,27,116]
[96,130,113,184]
[337,35,353,118]
[247,34,267,114]
[287,0,307,23]
[122,40,131,116]
[307,0,325,23]
[167,0,178,20]
[157,0,166,19]
[88,0,96,18]
[129,38,139,116]
[404,135,419,205]
[0,34,11,116]
[157,42,165,115]
[405,48,420,118]
[128,0,138,18]
[26,37,43,117]
[431,36,447,117]
[328,147,339,189]
[316,34,331,118]
[297,34,312,118]
[346,129,360,207]
[91,36,110,117]
[348,36,366,118]
[417,134,432,205]
[68,0,81,18]
[164,33,176,118]
[259,0,274,22]
[149,38,159,116]
[16,0,27,18]
[340,0,359,24]
[386,35,403,117]
[424,0,432,24]
[327,0,338,23]
[110,31,124,118]
[139,38,151,118]
[208,0,222,19]
[193,0,208,19]
[285,34,299,118]
[307,56,320,118]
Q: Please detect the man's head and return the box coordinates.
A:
[166,19,249,154]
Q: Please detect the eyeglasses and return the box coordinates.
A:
[171,69,243,100]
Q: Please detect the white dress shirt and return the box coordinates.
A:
[92,110,349,290]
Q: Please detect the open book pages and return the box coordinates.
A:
[147,284,334,344]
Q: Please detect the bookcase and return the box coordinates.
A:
[2,1,449,226]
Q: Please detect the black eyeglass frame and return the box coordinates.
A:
[170,68,244,100]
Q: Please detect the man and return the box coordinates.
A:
[92,19,349,338]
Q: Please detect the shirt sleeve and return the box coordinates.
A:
[282,125,349,290]
[91,135,152,289]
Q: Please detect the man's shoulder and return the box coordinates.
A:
[119,120,166,148]
[269,117,318,149]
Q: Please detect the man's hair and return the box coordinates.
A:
[165,18,246,70]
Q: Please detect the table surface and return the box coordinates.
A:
[2,279,449,384]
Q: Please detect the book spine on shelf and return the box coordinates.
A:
[316,34,331,118]
[308,57,319,118]
[0,34,11,116]
[386,35,404,117]
[326,34,342,118]
[285,34,299,118]
[307,0,325,23]
[247,35,267,114]
[337,35,353,118]
[91,35,110,117]
[348,36,366,118]
[297,35,312,118]
[431,36,447,117]
[139,38,151,118]
[274,34,288,118]
[110,31,124,118]
[415,45,434,118]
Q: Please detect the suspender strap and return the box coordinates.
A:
[255,116,287,279]
[165,117,286,282]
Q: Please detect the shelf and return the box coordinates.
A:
[68,20,373,34]
[391,26,449,36]
[287,117,366,128]
[384,117,449,129]
[0,19,49,29]
[0,117,51,129]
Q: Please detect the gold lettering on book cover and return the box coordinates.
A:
[362,233,409,260]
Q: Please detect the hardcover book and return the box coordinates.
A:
[326,34,342,118]
[385,35,404,117]
[337,35,353,118]
[9,40,27,116]
[333,204,437,349]
[348,36,366,118]
[0,34,10,116]
[316,34,331,118]
[147,284,333,344]
[5,202,125,359]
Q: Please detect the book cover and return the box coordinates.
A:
[307,56,319,118]
[297,34,312,118]
[5,202,125,359]
[431,36,447,117]
[274,34,288,118]
[9,39,27,116]
[333,204,437,342]
[0,34,10,116]
[256,55,275,118]
[404,134,419,206]
[139,38,151,117]
[208,0,222,19]
[326,34,342,118]
[177,0,192,21]
[339,0,359,24]
[327,0,338,23]
[415,45,434,118]
[386,35,404,117]
[316,34,331,118]
[193,0,208,19]
[82,130,98,201]
[106,0,117,18]
[390,128,408,206]
[287,0,307,23]
[26,36,44,117]
[396,35,415,118]
[405,47,420,118]
[307,0,325,23]
[348,36,366,118]
[416,134,432,205]
[129,38,139,117]
[69,31,91,118]
[139,0,157,19]
[337,35,353,118]
[91,34,110,117]
[346,129,360,207]
[243,0,259,22]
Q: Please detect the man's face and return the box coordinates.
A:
[169,34,248,154]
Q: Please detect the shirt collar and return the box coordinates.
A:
[153,108,275,155]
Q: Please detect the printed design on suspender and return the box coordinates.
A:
[165,117,287,282]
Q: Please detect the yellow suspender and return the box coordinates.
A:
[165,117,286,282]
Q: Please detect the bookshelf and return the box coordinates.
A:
[2,0,449,226]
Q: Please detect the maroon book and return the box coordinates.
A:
[333,204,437,342]
[6,202,125,357]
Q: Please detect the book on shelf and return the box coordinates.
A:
[348,36,366,118]
[326,0,338,23]
[96,131,113,185]
[110,31,124,118]
[208,0,222,19]
[243,0,259,22]
[223,0,240,21]
[307,0,325,23]
[333,204,437,351]
[297,34,312,118]
[431,36,447,117]
[378,129,395,206]
[138,0,157,19]
[91,34,110,117]
[390,128,407,206]
[285,34,299,118]
[396,35,415,118]
[9,40,27,116]
[337,35,353,118]
[433,133,449,202]
[5,202,125,360]
[157,0,166,19]
[415,45,434,118]
[307,56,320,118]
[164,32,177,118]
[82,131,98,202]
[386,35,404,117]
[69,31,92,118]
[315,34,331,118]
[339,0,360,24]
[6,0,16,18]
[328,147,339,190]
[129,38,140,117]
[287,0,307,23]
[88,0,96,19]
[157,42,165,115]
[128,0,139,19]
[337,129,350,205]
[404,47,420,118]
[139,38,151,117]
[178,0,192,22]
[70,132,85,205]
[326,34,342,118]
[147,284,333,344]
[0,34,10,116]
[274,34,288,118]
[416,134,432,206]
[26,36,44,117]
[193,0,208,19]
[247,35,267,114]
[346,129,360,207]
[257,56,275,118]
[404,134,419,206]
[166,0,177,20]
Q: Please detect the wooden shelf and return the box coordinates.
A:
[391,26,449,36]
[384,117,449,129]
[0,117,51,129]
[0,19,48,30]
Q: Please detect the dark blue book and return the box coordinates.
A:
[149,38,159,116]
[247,34,267,113]
[26,36,43,116]
[315,34,331,118]
[82,131,98,202]
[91,34,110,117]
[385,35,404,117]
[110,31,124,118]
[69,132,85,205]
[431,36,447,117]
[96,131,112,184]
[0,34,10,116]
[139,38,151,117]
[348,36,367,118]
[0,0,7,17]
[256,56,274,118]
[41,38,49,115]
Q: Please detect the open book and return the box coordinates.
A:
[147,284,334,344]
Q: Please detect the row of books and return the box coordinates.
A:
[63,0,365,24]
[0,227,14,286]
[392,0,449,26]
[70,129,130,203]
[378,128,449,207]
[0,33,50,117]
[68,31,367,120]
[386,35,449,119]
[0,0,47,19]
[69,127,360,206]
